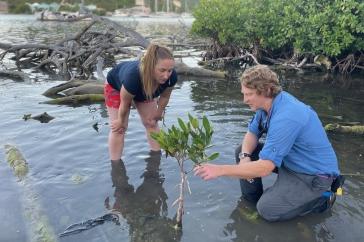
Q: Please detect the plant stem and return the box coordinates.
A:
[176,160,185,229]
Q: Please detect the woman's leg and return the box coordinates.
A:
[134,100,161,151]
[104,82,128,161]
[107,106,128,160]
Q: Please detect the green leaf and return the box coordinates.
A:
[202,116,211,133]
[178,118,188,133]
[207,152,219,161]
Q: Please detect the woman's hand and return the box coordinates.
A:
[111,119,126,134]
[153,108,165,122]
[144,108,164,128]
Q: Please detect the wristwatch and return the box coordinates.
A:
[239,152,252,159]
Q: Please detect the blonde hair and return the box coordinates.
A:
[139,44,174,100]
[240,65,282,98]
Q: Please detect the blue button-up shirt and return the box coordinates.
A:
[248,91,339,176]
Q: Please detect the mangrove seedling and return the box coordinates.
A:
[151,114,219,229]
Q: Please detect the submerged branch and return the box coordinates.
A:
[325,123,364,135]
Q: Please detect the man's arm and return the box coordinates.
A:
[194,159,275,180]
[239,131,259,162]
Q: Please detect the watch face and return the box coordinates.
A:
[239,153,250,159]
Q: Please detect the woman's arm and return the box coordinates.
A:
[155,87,173,120]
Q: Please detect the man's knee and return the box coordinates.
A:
[256,198,281,222]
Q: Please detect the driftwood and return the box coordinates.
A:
[198,52,260,70]
[43,79,88,97]
[1,14,227,97]
[62,83,104,96]
[41,60,226,105]
[325,123,364,135]
[42,94,104,105]
[1,15,226,106]
[0,15,148,80]
[175,61,225,78]
[0,69,31,82]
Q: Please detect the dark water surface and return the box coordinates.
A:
[0,15,363,242]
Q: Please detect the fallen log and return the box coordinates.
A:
[42,79,88,97]
[42,94,104,105]
[41,62,226,105]
[175,61,225,79]
[325,123,364,135]
[62,83,104,96]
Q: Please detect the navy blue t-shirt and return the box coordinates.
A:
[106,60,177,102]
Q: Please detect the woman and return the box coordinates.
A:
[104,44,177,161]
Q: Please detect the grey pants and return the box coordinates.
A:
[235,144,334,222]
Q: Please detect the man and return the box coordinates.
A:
[194,65,343,222]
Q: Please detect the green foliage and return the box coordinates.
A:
[191,0,364,58]
[92,8,106,16]
[59,4,79,13]
[11,3,32,14]
[150,114,219,165]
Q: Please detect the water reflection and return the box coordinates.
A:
[105,152,181,242]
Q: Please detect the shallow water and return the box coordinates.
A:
[0,14,363,242]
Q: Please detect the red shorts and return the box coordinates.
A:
[104,83,120,109]
[104,83,155,109]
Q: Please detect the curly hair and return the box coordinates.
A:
[240,65,282,98]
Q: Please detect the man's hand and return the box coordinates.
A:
[194,164,221,180]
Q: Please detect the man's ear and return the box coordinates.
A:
[264,88,272,97]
